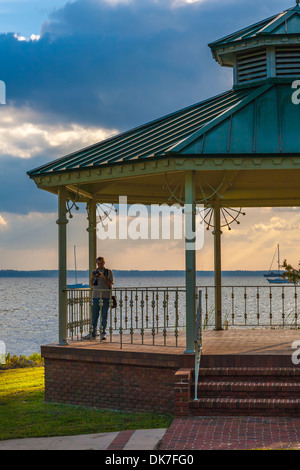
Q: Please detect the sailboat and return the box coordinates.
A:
[264,244,291,284]
[67,246,89,289]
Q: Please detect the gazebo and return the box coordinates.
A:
[28,3,300,416]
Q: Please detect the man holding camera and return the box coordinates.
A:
[85,256,114,340]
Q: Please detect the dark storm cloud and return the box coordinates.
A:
[0,0,291,131]
[0,155,57,214]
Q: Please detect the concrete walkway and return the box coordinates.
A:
[1,416,300,450]
[0,429,167,450]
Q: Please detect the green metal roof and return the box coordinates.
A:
[27,81,300,179]
[27,87,252,177]
[209,4,300,49]
[168,83,300,156]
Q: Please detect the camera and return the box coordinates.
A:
[93,269,100,286]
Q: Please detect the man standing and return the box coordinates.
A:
[85,257,114,340]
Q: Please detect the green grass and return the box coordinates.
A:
[0,367,173,441]
[0,353,44,370]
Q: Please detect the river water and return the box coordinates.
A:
[0,275,298,356]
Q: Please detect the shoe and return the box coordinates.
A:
[100,332,107,340]
[83,333,96,340]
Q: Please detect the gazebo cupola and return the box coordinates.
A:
[209,2,300,88]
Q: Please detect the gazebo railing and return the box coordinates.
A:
[66,286,187,347]
[66,284,300,347]
[201,284,300,329]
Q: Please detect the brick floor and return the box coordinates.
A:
[159,416,300,450]
[106,430,135,450]
[67,329,300,356]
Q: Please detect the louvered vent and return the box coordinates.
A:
[236,49,267,84]
[276,47,300,77]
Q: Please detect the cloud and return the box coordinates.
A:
[0,106,117,214]
[0,209,89,269]
[172,0,210,6]
[0,214,7,228]
[0,0,238,131]
[217,209,300,270]
[0,106,117,159]
[0,0,289,132]
[0,211,57,248]
[14,33,40,42]
[0,0,237,218]
[4,0,291,132]
[252,217,300,233]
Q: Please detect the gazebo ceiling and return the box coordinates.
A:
[28,4,300,209]
[29,165,300,208]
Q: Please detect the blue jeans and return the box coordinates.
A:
[91,298,109,336]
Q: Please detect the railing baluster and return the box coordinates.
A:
[205,287,208,326]
[68,291,73,340]
[163,291,167,346]
[107,290,112,343]
[269,287,272,327]
[282,287,285,327]
[79,291,83,340]
[129,290,134,344]
[244,287,247,326]
[124,288,128,330]
[174,288,179,347]
[98,294,103,341]
[119,290,123,349]
[295,286,298,329]
[256,287,260,326]
[145,288,149,329]
[166,288,169,328]
[141,290,144,345]
[152,291,156,345]
[231,287,235,326]
[156,288,159,334]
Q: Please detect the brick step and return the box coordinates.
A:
[190,397,300,417]
[193,381,300,399]
[196,368,300,382]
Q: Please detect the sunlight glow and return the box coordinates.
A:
[0,215,7,228]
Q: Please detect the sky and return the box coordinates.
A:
[0,0,299,272]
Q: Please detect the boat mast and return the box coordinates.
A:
[277,243,280,272]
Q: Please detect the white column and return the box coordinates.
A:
[57,187,69,345]
[87,200,97,283]
[213,203,223,330]
[184,171,196,354]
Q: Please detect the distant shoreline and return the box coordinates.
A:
[0,270,268,278]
